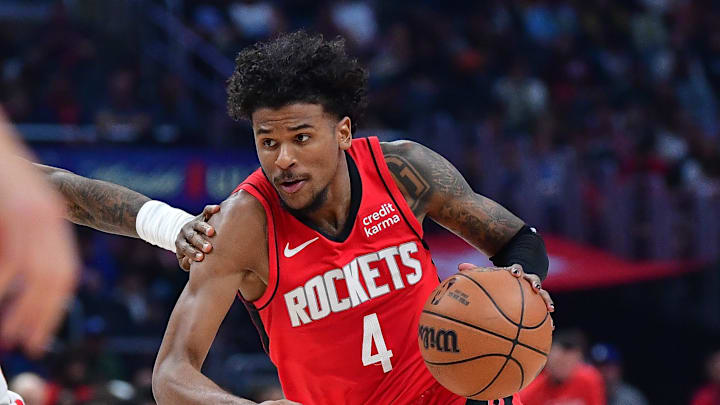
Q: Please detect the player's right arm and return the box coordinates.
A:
[152,191,287,405]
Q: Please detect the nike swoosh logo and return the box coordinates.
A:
[284,237,319,258]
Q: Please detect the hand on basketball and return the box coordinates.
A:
[175,204,220,271]
[257,401,303,405]
[457,263,555,313]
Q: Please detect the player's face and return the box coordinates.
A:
[252,103,352,212]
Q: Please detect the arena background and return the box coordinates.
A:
[2,0,720,404]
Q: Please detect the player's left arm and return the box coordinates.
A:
[381,140,552,310]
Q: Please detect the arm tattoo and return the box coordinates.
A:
[382,141,523,255]
[384,155,430,212]
[46,167,150,237]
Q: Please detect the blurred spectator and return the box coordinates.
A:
[330,1,378,49]
[45,348,94,405]
[8,373,48,405]
[521,329,606,405]
[690,349,720,405]
[590,343,648,405]
[95,69,151,143]
[151,75,200,143]
[493,59,549,134]
[227,0,282,40]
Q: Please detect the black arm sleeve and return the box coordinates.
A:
[489,225,549,281]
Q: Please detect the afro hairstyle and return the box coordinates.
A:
[226,31,368,132]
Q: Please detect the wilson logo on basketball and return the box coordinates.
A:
[418,325,460,353]
[430,277,456,305]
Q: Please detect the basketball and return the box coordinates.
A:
[418,268,553,400]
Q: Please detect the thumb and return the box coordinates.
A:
[457,262,476,271]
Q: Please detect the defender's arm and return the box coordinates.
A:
[152,191,270,404]
[381,140,549,281]
[35,164,149,237]
[36,163,218,264]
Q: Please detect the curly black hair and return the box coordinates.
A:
[226,31,368,131]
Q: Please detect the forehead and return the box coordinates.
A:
[252,103,330,132]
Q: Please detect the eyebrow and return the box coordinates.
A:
[255,123,314,135]
[287,123,314,131]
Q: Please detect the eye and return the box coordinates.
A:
[262,138,277,148]
[296,134,310,143]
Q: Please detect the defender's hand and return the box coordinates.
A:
[457,263,555,313]
[175,204,220,271]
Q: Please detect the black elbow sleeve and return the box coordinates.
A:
[489,225,549,281]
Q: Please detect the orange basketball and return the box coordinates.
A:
[418,268,552,400]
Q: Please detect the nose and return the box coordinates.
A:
[275,144,296,170]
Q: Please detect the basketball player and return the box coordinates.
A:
[148,31,552,405]
[0,112,79,404]
[34,31,552,404]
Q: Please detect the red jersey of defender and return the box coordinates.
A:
[235,137,459,404]
[520,364,605,405]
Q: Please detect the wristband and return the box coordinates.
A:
[490,225,549,281]
[135,200,194,253]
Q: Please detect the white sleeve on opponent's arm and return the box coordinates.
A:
[135,200,194,253]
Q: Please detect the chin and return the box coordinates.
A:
[281,186,328,215]
[279,192,313,211]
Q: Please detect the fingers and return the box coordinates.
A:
[508,264,523,278]
[523,274,555,312]
[23,280,73,357]
[176,237,204,262]
[176,252,192,272]
[538,288,555,312]
[457,263,523,277]
[1,223,78,356]
[186,229,212,254]
[193,220,216,240]
[202,204,220,221]
[182,257,192,271]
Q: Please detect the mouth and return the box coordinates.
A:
[278,179,307,194]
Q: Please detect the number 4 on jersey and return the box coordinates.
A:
[362,313,393,373]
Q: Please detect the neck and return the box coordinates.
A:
[300,152,351,237]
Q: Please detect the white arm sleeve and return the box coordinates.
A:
[135,200,194,253]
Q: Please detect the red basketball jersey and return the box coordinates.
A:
[235,137,461,405]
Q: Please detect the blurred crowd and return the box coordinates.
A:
[2,0,720,258]
[2,0,720,404]
[521,330,720,405]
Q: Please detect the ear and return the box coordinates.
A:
[336,117,352,150]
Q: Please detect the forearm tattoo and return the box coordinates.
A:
[382,141,523,255]
[49,170,149,237]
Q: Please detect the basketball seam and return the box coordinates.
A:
[456,273,520,327]
[510,277,526,389]
[424,353,508,366]
[467,277,527,397]
[506,356,526,393]
[421,310,548,356]
[522,311,549,330]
